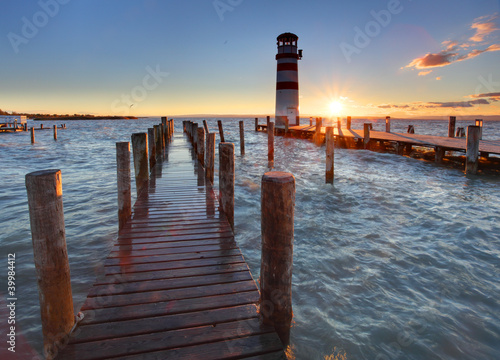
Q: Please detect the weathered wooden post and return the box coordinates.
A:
[217,120,225,143]
[448,116,456,138]
[326,127,334,184]
[475,119,483,140]
[153,125,161,157]
[363,123,371,149]
[466,125,480,174]
[268,122,275,163]
[147,128,156,170]
[385,116,391,132]
[315,117,321,134]
[131,133,149,195]
[161,117,167,144]
[219,143,234,231]
[239,120,245,155]
[337,117,341,131]
[193,123,198,154]
[255,117,259,131]
[267,115,270,128]
[116,142,132,230]
[347,116,352,130]
[31,127,35,143]
[53,125,57,140]
[203,119,209,134]
[197,127,205,166]
[260,171,295,346]
[407,125,415,134]
[170,119,174,138]
[435,147,445,163]
[25,169,74,355]
[309,117,313,126]
[206,132,215,184]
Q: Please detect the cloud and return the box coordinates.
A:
[470,15,499,42]
[418,70,433,76]
[471,91,500,99]
[379,99,490,110]
[405,13,499,71]
[436,77,441,80]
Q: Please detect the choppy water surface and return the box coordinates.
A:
[0,118,499,359]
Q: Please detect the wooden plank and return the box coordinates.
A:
[117,332,284,360]
[60,319,277,360]
[88,271,253,296]
[68,304,259,345]
[79,291,259,325]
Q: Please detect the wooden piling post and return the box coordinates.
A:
[435,147,445,163]
[170,119,174,138]
[161,117,167,144]
[239,120,245,155]
[116,142,132,230]
[206,133,215,184]
[407,125,415,134]
[255,118,259,131]
[267,116,270,128]
[326,127,334,184]
[268,122,275,163]
[363,123,371,149]
[131,133,149,195]
[309,117,313,126]
[448,116,456,138]
[197,127,205,166]
[475,119,483,140]
[337,117,341,131]
[466,125,480,174]
[260,171,295,346]
[219,143,234,232]
[203,120,209,134]
[217,120,225,143]
[25,169,74,355]
[53,125,57,140]
[31,127,35,143]
[147,128,156,170]
[347,116,352,130]
[192,123,198,154]
[385,116,391,132]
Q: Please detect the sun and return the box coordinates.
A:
[329,101,343,115]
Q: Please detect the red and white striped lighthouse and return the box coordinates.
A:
[275,32,302,128]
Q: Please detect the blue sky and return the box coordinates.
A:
[1,0,499,118]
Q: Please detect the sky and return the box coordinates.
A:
[0,0,499,118]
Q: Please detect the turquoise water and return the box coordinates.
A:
[0,118,499,359]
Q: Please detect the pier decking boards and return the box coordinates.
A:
[57,134,285,359]
[257,124,500,155]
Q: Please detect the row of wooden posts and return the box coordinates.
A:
[29,124,67,143]
[183,119,295,345]
[260,115,485,176]
[23,117,173,358]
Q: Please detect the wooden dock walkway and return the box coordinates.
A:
[257,124,500,155]
[57,133,285,359]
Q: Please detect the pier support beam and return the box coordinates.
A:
[239,121,245,155]
[116,142,132,230]
[346,116,352,130]
[268,122,275,165]
[217,120,225,143]
[53,125,57,140]
[466,125,480,175]
[131,133,149,195]
[255,118,259,132]
[31,127,35,144]
[435,146,445,163]
[363,123,371,149]
[326,127,334,184]
[385,116,391,132]
[206,133,215,184]
[448,116,456,138]
[147,128,156,170]
[260,171,295,346]
[475,119,483,140]
[203,120,210,134]
[197,127,205,166]
[25,169,74,356]
[219,143,235,231]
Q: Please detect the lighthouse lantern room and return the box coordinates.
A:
[275,32,302,128]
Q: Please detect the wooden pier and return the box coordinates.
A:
[257,124,500,158]
[56,133,285,359]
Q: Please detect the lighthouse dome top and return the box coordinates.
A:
[277,32,298,41]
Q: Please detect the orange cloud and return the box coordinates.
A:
[470,15,499,42]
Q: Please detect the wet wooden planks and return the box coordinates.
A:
[57,133,285,359]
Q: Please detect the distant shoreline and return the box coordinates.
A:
[32,116,138,120]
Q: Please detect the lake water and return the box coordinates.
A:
[0,118,499,359]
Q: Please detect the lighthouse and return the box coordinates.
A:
[275,32,302,128]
